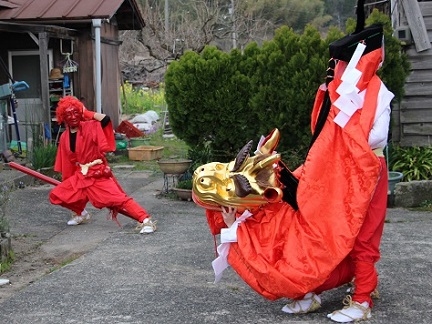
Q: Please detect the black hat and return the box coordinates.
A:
[329,0,383,62]
[329,24,383,62]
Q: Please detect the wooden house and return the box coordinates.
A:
[0,0,144,153]
[390,0,432,146]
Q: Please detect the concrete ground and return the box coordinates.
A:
[0,166,431,324]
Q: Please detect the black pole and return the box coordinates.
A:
[9,92,22,155]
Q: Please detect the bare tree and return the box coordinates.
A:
[120,0,237,82]
[119,0,338,82]
[121,0,281,62]
[122,0,223,62]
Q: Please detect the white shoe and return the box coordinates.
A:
[327,296,371,322]
[67,210,91,226]
[281,292,321,314]
[136,218,157,234]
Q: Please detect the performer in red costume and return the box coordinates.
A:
[192,16,393,324]
[49,96,156,234]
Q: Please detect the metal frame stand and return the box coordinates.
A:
[162,173,180,193]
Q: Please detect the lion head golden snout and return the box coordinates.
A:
[192,129,286,210]
[192,155,284,209]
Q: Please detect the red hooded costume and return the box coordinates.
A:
[49,104,150,223]
[202,26,393,306]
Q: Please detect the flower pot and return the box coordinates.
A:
[129,138,150,147]
[157,159,192,174]
[173,188,192,201]
[388,171,403,195]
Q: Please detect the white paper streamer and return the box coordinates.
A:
[212,210,253,283]
[334,43,367,128]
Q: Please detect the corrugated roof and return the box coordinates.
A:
[0,1,17,9]
[0,0,144,29]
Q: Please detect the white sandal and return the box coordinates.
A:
[346,281,380,299]
[281,292,321,314]
[67,211,91,226]
[327,295,371,322]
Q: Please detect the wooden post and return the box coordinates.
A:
[401,0,431,52]
[38,32,50,124]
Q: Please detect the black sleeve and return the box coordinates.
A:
[101,115,111,128]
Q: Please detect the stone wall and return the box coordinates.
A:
[394,180,432,208]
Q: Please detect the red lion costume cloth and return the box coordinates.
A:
[192,23,394,302]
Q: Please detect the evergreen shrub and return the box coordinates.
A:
[165,10,409,169]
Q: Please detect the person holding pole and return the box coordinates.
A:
[49,96,156,234]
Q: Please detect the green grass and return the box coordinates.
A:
[115,86,190,172]
[408,200,432,212]
[31,144,57,170]
[109,126,190,173]
[0,250,15,273]
[148,132,189,159]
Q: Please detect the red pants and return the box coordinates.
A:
[314,157,388,307]
[50,175,150,222]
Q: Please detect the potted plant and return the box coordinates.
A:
[384,144,403,202]
[157,158,192,174]
[174,178,193,201]
[129,136,150,148]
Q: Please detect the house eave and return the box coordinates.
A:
[0,20,78,38]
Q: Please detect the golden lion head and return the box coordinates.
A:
[192,129,284,210]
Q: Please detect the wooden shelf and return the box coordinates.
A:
[49,77,73,145]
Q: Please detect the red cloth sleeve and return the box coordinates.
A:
[205,210,228,235]
[83,107,96,120]
[101,120,116,152]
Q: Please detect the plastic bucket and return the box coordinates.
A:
[130,138,150,147]
[388,171,403,195]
